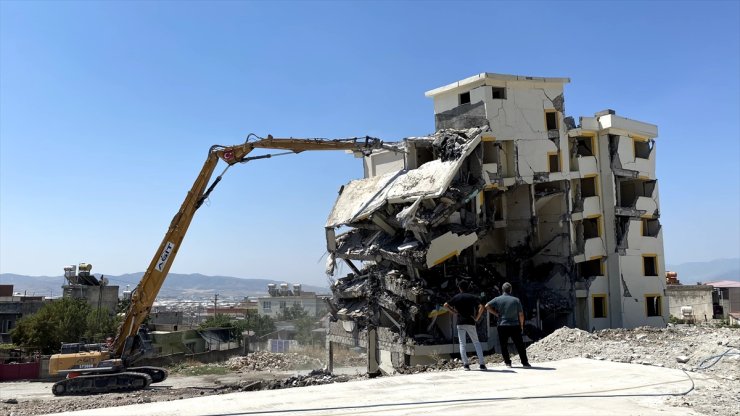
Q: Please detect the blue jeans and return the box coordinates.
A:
[456,324,485,365]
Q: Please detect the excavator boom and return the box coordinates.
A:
[111,135,386,359]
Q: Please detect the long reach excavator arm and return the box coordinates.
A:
[112,135,386,359]
[48,134,388,395]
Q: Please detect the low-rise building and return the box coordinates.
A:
[257,283,328,318]
[61,264,119,313]
[706,280,740,319]
[666,284,713,323]
[0,285,47,343]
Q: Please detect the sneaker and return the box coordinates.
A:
[463,364,470,371]
[479,365,487,370]
[522,363,532,368]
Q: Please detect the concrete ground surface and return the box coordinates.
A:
[46,358,704,416]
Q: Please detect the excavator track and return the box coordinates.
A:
[127,366,168,383]
[52,372,152,396]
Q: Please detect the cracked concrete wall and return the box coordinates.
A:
[584,275,611,331]
[666,285,714,321]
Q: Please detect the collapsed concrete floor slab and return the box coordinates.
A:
[323,127,574,373]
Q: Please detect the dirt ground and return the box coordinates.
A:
[1,325,738,416]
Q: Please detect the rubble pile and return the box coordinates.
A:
[395,355,504,374]
[226,351,323,372]
[2,326,737,415]
[326,127,508,348]
[325,127,578,360]
[261,369,352,390]
[525,325,740,416]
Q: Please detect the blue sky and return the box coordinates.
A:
[1,1,738,287]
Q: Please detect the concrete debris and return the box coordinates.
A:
[3,326,737,416]
[259,370,351,390]
[326,127,579,363]
[226,351,323,372]
[524,325,740,416]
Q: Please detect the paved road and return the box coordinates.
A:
[46,358,703,416]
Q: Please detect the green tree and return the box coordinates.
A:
[294,314,318,345]
[116,297,132,314]
[276,305,317,345]
[252,315,276,338]
[198,314,234,329]
[84,308,120,342]
[10,298,92,354]
[239,311,276,338]
[278,304,308,321]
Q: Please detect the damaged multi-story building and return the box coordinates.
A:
[324,73,667,374]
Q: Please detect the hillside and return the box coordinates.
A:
[666,258,739,284]
[0,272,328,299]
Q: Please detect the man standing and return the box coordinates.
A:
[444,280,487,370]
[486,282,531,368]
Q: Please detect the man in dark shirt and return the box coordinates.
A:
[444,280,487,370]
[486,282,531,368]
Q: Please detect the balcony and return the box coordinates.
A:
[574,237,606,263]
[571,155,598,177]
[579,156,598,177]
[572,196,601,221]
[616,196,658,218]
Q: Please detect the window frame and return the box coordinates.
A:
[645,294,663,317]
[642,254,658,276]
[548,151,561,173]
[491,86,507,99]
[592,294,608,319]
[459,91,471,105]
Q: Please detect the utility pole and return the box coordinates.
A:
[213,293,219,317]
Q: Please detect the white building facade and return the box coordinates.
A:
[363,73,668,332]
[257,284,328,319]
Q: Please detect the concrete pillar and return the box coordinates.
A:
[367,327,380,377]
[326,339,334,374]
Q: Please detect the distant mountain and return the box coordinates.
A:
[667,258,740,285]
[0,272,328,300]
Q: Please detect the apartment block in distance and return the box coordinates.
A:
[326,73,667,373]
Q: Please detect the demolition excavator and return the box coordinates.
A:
[48,134,389,395]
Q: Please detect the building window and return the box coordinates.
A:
[592,295,607,318]
[578,258,603,278]
[548,152,560,173]
[262,301,271,312]
[459,91,471,105]
[642,219,661,237]
[293,301,301,308]
[491,87,506,99]
[643,255,658,276]
[583,217,600,239]
[634,138,653,159]
[545,111,558,131]
[279,301,286,310]
[575,136,594,157]
[646,295,662,317]
[581,176,597,198]
[618,178,656,208]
